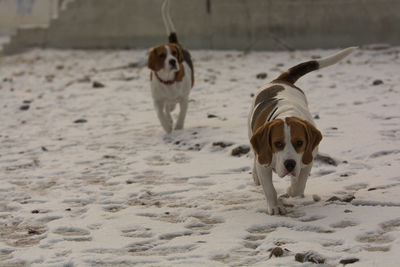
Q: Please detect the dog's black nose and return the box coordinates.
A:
[284,159,296,172]
[169,59,176,67]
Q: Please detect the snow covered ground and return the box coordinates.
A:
[0,46,399,266]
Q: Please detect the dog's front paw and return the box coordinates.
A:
[286,186,305,198]
[175,123,183,130]
[268,204,287,215]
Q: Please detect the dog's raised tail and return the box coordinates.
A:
[162,0,178,44]
[275,47,357,84]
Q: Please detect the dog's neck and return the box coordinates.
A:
[155,69,177,85]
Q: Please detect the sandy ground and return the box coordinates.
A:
[0,46,399,266]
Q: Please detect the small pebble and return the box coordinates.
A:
[269,247,283,258]
[256,72,268,79]
[74,119,87,123]
[312,194,321,202]
[231,145,250,156]
[372,79,383,86]
[93,81,105,88]
[20,105,30,111]
[340,258,359,265]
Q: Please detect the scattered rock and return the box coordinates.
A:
[315,153,338,166]
[368,187,377,191]
[295,251,325,264]
[28,229,42,235]
[256,72,268,79]
[344,209,352,213]
[41,146,48,152]
[31,210,39,214]
[74,119,87,124]
[342,195,355,203]
[93,81,105,88]
[372,79,383,86]
[207,114,218,118]
[23,100,33,104]
[213,141,233,148]
[326,195,355,203]
[20,105,30,111]
[231,145,250,156]
[340,258,359,265]
[312,194,321,202]
[326,196,341,202]
[314,114,320,120]
[269,247,283,258]
[103,155,118,160]
[250,93,254,97]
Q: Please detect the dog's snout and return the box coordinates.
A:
[169,59,176,67]
[284,159,296,172]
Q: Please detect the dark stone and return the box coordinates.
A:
[231,145,250,156]
[207,114,217,118]
[31,210,39,214]
[340,258,359,265]
[256,72,268,79]
[269,247,284,258]
[74,119,87,123]
[93,81,105,88]
[368,187,377,191]
[41,146,48,152]
[372,79,383,86]
[326,196,341,202]
[20,105,30,110]
[342,195,355,203]
[213,141,233,148]
[295,251,325,264]
[314,114,320,120]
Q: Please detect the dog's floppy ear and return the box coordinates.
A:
[250,120,282,165]
[147,48,157,71]
[171,44,184,63]
[302,120,322,164]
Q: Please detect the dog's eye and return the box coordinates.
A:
[172,51,177,56]
[274,141,283,148]
[296,140,303,147]
[160,53,166,59]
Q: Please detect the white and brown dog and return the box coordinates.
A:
[249,47,357,215]
[147,0,194,133]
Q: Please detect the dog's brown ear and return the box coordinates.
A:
[171,44,184,63]
[250,120,282,165]
[147,48,157,71]
[302,120,322,164]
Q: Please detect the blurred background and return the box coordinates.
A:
[1,0,399,54]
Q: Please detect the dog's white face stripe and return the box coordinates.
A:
[163,45,179,73]
[274,122,303,178]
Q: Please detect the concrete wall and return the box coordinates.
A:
[0,0,56,35]
[3,0,400,53]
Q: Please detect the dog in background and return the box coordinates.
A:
[147,0,194,133]
[248,47,357,215]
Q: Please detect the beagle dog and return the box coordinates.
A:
[147,0,194,133]
[249,47,357,215]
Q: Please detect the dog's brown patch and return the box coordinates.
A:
[251,85,284,132]
[286,117,322,164]
[254,85,284,106]
[148,45,167,72]
[250,119,284,165]
[274,60,319,84]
